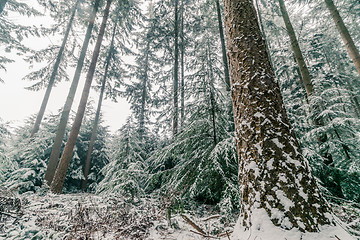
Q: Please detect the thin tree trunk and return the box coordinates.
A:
[0,0,8,14]
[223,0,348,237]
[50,0,112,194]
[279,0,351,196]
[215,0,230,92]
[207,43,217,145]
[325,0,360,76]
[173,0,180,137]
[44,0,100,186]
[278,0,313,99]
[30,0,80,138]
[139,40,150,141]
[82,22,117,190]
[180,0,185,128]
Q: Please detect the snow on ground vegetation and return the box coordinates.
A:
[0,187,235,240]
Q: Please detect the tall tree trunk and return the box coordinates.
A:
[82,22,117,190]
[180,0,185,128]
[44,0,100,186]
[139,40,150,141]
[207,43,217,145]
[325,0,360,76]
[279,0,350,199]
[215,0,230,92]
[0,0,8,14]
[30,0,80,138]
[278,0,313,99]
[50,0,112,194]
[223,0,351,238]
[173,0,180,136]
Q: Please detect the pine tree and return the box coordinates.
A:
[223,0,352,238]
[82,22,117,190]
[214,0,230,92]
[146,1,239,215]
[3,108,108,193]
[29,0,81,138]
[44,0,101,186]
[0,118,13,183]
[324,0,360,77]
[173,0,180,136]
[97,118,149,201]
[50,0,113,194]
[0,0,40,82]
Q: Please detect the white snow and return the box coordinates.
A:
[231,208,355,240]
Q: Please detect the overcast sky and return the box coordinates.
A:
[0,1,132,133]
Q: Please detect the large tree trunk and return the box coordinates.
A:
[50,0,112,194]
[325,0,360,77]
[82,22,117,190]
[29,0,80,138]
[173,0,180,136]
[278,0,313,99]
[215,0,230,92]
[223,0,351,238]
[0,0,8,14]
[44,0,100,186]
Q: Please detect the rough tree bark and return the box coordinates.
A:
[173,0,180,136]
[30,0,80,138]
[44,0,100,186]
[82,22,117,190]
[50,0,112,194]
[223,0,352,239]
[325,0,360,77]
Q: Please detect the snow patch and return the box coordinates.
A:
[231,208,354,240]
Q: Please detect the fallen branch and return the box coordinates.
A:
[202,215,220,222]
[181,214,206,235]
[218,230,233,239]
[189,229,218,239]
[0,211,18,218]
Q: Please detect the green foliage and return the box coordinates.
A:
[146,104,239,213]
[258,0,360,203]
[0,0,41,82]
[2,105,109,194]
[97,118,151,201]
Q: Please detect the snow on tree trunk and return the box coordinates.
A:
[223,0,353,239]
[324,0,360,77]
[50,0,112,194]
[30,0,80,138]
[44,0,100,186]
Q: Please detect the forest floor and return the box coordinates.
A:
[0,189,235,239]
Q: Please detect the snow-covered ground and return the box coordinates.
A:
[0,190,235,239]
[1,188,359,240]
